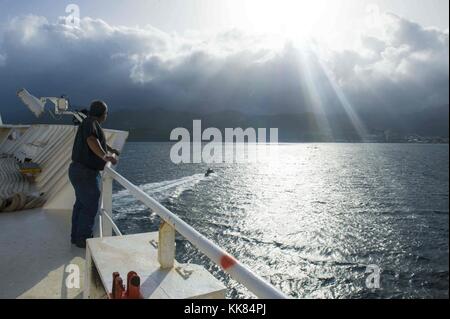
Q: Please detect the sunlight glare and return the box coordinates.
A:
[241,0,343,41]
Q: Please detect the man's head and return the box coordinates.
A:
[89,100,108,123]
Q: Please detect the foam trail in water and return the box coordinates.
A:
[113,174,204,209]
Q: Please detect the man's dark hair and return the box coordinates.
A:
[89,100,107,117]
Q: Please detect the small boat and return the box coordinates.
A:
[205,168,214,177]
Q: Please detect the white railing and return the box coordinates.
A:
[100,208,122,236]
[100,163,288,299]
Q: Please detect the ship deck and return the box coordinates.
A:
[0,207,227,299]
[0,208,85,299]
[0,124,268,299]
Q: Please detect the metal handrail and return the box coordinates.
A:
[103,164,288,299]
[100,208,123,236]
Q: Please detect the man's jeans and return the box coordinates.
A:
[68,162,102,242]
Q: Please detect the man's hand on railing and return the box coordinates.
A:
[110,148,121,156]
[104,154,118,165]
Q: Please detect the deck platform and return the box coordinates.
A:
[85,233,227,299]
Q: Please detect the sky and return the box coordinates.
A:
[0,0,448,52]
[0,0,448,34]
[0,0,448,122]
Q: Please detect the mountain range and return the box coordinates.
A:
[2,105,448,142]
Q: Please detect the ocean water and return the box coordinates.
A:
[113,143,449,299]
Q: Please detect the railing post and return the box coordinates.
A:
[158,221,175,269]
[101,174,113,237]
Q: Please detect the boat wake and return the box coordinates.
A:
[113,173,205,209]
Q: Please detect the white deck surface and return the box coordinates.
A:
[0,208,85,299]
[0,208,227,299]
[86,233,227,299]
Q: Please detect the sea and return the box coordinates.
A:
[112,142,449,299]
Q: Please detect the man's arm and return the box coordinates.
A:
[87,136,117,164]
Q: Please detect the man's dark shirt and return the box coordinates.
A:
[72,116,107,171]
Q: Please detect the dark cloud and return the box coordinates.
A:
[330,14,449,112]
[0,13,448,123]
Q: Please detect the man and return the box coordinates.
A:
[69,100,119,248]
